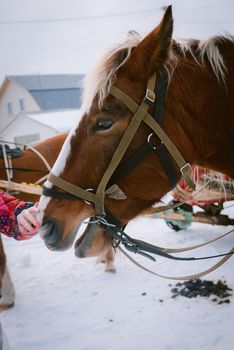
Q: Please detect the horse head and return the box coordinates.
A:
[39,6,204,255]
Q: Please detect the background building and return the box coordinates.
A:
[0,74,84,145]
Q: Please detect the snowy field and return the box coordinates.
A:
[0,203,233,350]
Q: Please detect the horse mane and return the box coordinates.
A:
[172,36,234,82]
[82,32,233,112]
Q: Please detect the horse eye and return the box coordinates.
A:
[95,119,113,131]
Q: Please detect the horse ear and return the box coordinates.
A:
[127,6,173,79]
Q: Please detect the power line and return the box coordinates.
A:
[1,10,233,25]
[0,8,161,25]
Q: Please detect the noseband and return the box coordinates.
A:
[43,70,195,217]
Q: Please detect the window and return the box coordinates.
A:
[19,98,26,111]
[7,102,13,116]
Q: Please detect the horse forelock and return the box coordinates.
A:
[82,31,141,113]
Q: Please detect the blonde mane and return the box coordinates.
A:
[82,33,231,112]
[174,37,230,82]
[82,31,141,112]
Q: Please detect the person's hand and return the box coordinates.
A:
[17,203,41,240]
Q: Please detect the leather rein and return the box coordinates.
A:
[42,71,234,279]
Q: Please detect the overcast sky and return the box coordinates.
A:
[0,0,233,84]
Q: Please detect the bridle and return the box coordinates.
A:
[43,70,195,215]
[42,70,234,279]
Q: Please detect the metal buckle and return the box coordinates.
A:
[84,215,115,228]
[180,163,192,175]
[147,133,163,150]
[144,89,156,104]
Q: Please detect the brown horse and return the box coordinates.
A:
[0,134,68,202]
[39,7,234,264]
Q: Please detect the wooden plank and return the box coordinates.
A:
[154,211,234,226]
[0,180,42,195]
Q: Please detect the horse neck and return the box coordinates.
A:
[33,134,67,160]
[164,55,234,174]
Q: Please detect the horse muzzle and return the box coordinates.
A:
[41,216,77,251]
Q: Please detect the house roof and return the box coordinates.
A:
[8,74,84,90]
[7,74,85,110]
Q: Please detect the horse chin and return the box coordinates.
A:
[41,221,81,252]
[44,229,78,251]
[74,221,112,258]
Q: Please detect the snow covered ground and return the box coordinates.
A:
[0,204,233,350]
[1,1,234,349]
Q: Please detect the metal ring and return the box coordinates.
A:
[84,188,95,205]
[147,133,163,150]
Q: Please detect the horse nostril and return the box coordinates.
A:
[42,217,62,246]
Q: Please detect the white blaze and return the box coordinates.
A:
[38,109,85,218]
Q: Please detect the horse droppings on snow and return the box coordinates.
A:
[170,279,232,304]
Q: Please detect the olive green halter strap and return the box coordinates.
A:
[47,172,96,203]
[46,73,195,216]
[95,73,195,214]
[46,75,156,214]
[109,82,195,192]
[95,75,158,214]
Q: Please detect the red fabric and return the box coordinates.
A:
[0,190,33,240]
[173,167,232,206]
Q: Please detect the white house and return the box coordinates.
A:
[0,109,82,145]
[0,74,84,145]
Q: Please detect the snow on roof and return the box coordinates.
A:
[8,74,84,90]
[25,109,82,132]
